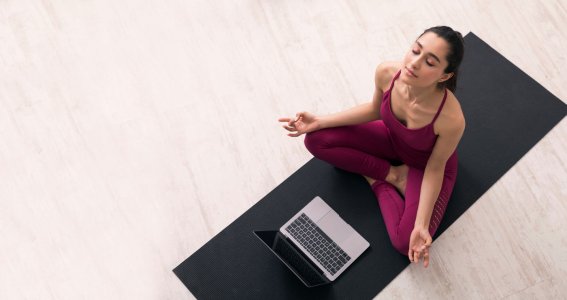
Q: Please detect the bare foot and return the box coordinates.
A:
[363,175,376,186]
[386,165,409,197]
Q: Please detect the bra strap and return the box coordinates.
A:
[431,88,448,123]
[387,69,402,92]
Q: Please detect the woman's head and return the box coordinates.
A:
[400,26,464,92]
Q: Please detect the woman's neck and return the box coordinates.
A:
[403,83,441,105]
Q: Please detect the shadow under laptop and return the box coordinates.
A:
[253,229,373,291]
[253,230,341,299]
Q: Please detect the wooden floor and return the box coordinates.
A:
[1,0,566,298]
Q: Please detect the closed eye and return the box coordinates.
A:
[411,49,435,66]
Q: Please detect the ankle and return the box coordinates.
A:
[385,166,399,185]
[363,175,376,185]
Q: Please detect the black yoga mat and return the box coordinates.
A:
[174,32,567,299]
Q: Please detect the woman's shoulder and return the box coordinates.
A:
[437,89,465,133]
[444,90,464,119]
[375,61,402,92]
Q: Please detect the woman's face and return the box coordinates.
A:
[400,32,453,89]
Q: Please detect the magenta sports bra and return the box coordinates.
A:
[380,69,455,169]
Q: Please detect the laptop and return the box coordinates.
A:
[253,196,370,287]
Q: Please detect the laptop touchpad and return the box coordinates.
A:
[317,211,351,243]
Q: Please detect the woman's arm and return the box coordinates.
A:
[409,100,465,267]
[280,62,396,137]
[414,112,465,229]
[316,62,392,129]
[316,102,377,129]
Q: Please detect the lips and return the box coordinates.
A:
[405,67,417,78]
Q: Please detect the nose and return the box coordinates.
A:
[409,56,421,70]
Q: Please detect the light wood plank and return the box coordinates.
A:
[0,0,565,298]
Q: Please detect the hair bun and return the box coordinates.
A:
[454,30,463,39]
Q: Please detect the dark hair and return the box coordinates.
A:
[419,26,464,92]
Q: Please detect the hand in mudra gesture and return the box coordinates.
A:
[408,225,433,268]
[278,112,320,137]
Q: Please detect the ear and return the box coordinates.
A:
[438,72,454,83]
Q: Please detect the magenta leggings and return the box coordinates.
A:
[304,121,457,254]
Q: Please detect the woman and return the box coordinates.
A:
[279,26,465,268]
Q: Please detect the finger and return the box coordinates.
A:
[282,125,296,132]
[288,131,303,137]
[413,250,420,263]
[278,117,291,123]
[425,236,433,247]
[289,116,302,126]
[408,249,414,262]
[423,250,430,268]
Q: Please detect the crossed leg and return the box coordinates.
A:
[372,167,456,254]
[304,121,457,254]
[304,120,398,181]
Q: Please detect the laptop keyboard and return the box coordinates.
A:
[285,213,351,275]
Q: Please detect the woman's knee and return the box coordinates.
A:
[304,130,332,156]
[390,233,410,255]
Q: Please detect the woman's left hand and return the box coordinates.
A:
[408,225,433,268]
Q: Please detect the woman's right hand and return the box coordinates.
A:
[278,111,320,137]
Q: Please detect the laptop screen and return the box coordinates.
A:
[272,232,329,287]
